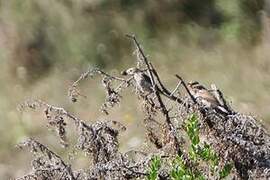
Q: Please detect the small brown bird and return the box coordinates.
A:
[187,81,229,114]
[121,67,153,93]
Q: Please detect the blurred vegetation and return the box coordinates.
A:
[0,0,264,80]
[0,0,269,178]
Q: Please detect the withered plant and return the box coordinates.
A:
[17,35,270,180]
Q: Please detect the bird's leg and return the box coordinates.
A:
[135,85,139,95]
[210,84,234,114]
[145,92,152,98]
[210,84,225,106]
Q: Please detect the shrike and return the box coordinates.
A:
[187,81,229,114]
[121,67,153,94]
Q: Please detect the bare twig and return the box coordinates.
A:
[149,63,183,104]
[69,68,127,102]
[126,34,156,88]
[170,80,182,97]
[127,34,182,155]
[17,138,76,180]
[175,74,197,104]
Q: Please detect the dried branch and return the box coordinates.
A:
[150,63,183,104]
[126,34,182,155]
[170,80,182,97]
[68,68,127,103]
[17,138,76,180]
[16,35,270,180]
[18,99,83,125]
[175,74,197,104]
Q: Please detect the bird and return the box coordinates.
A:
[187,81,229,114]
[121,67,153,94]
[210,84,226,107]
[210,84,233,114]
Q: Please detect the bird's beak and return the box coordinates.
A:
[121,70,128,75]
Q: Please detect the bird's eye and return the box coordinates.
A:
[121,71,127,75]
[197,86,205,90]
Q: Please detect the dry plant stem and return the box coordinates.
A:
[69,67,132,104]
[149,63,184,104]
[175,75,216,128]
[127,34,182,155]
[79,68,133,96]
[21,99,89,130]
[114,76,134,92]
[42,101,81,125]
[126,34,156,87]
[70,68,126,96]
[98,157,149,177]
[170,80,182,97]
[73,68,126,86]
[18,138,76,180]
[175,74,197,104]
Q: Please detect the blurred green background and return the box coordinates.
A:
[1,0,270,178]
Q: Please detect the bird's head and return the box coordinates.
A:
[187,81,206,90]
[121,67,140,76]
[187,81,199,88]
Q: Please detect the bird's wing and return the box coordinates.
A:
[133,72,153,93]
[141,73,152,85]
[197,90,220,106]
[195,85,207,90]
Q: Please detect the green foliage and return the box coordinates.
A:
[219,163,233,179]
[186,114,200,146]
[170,155,205,180]
[147,156,161,180]
[198,144,219,167]
[186,114,219,164]
[169,114,232,179]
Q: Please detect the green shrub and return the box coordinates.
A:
[147,156,161,180]
[169,114,232,179]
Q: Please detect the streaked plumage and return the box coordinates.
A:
[121,67,153,93]
[187,81,228,114]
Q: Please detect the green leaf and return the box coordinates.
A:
[191,134,200,145]
[147,156,161,180]
[219,163,233,179]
